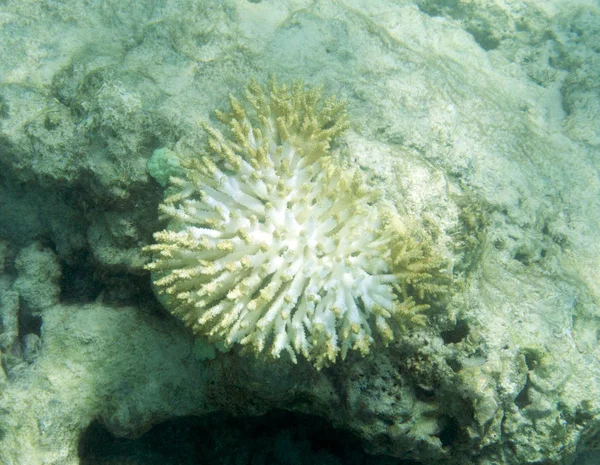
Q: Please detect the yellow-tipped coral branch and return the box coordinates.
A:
[145,78,449,369]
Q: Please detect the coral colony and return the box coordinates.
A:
[145,79,448,369]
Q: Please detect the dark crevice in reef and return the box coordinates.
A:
[18,312,41,339]
[79,410,423,465]
[440,320,469,344]
[59,252,158,313]
[514,380,532,410]
[60,254,105,304]
[436,415,461,447]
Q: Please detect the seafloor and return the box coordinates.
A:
[1,1,599,464]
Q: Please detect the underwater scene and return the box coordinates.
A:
[1,1,599,464]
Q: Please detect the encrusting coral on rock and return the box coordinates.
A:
[145,79,449,369]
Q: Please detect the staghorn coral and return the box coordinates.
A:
[145,79,448,369]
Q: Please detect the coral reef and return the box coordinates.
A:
[1,1,599,464]
[145,80,449,368]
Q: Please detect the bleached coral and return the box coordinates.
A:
[145,79,448,368]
